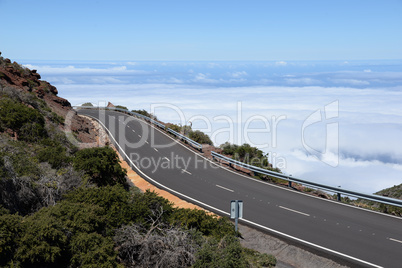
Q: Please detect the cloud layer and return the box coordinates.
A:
[22,60,402,194]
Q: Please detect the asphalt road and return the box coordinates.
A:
[79,109,402,268]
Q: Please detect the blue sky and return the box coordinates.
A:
[1,0,402,61]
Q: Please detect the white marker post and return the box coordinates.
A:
[230,200,243,233]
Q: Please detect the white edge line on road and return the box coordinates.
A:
[216,184,234,192]
[388,237,402,244]
[86,112,385,268]
[279,206,310,217]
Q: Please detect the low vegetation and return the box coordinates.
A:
[168,123,213,145]
[350,183,402,216]
[220,142,283,183]
[131,109,158,120]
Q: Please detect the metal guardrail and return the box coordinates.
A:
[211,151,402,208]
[74,106,202,151]
[166,128,203,150]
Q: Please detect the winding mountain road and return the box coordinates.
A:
[78,109,402,268]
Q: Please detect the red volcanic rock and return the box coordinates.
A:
[0,56,97,145]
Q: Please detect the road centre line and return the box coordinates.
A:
[216,185,234,192]
[279,206,310,217]
[163,157,170,161]
[388,237,402,244]
[181,169,192,175]
[154,148,158,152]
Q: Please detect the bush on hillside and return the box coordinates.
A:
[189,130,213,145]
[115,105,128,110]
[73,147,128,188]
[81,102,93,107]
[219,142,281,180]
[131,109,158,120]
[0,98,47,142]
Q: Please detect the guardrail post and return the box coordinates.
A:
[288,180,292,188]
[337,193,341,201]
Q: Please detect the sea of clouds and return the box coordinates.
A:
[22,60,402,194]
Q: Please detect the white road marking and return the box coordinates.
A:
[163,157,170,161]
[182,169,192,175]
[216,185,234,192]
[145,141,149,144]
[279,206,310,217]
[154,148,158,152]
[138,134,141,138]
[388,237,402,244]
[132,130,136,133]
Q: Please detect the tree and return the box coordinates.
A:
[73,147,127,188]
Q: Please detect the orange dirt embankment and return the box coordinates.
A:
[116,151,211,212]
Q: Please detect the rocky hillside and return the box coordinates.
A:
[375,183,402,199]
[0,52,95,144]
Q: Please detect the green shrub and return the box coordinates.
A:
[189,130,213,145]
[0,98,47,142]
[70,232,121,268]
[130,189,175,227]
[131,109,157,120]
[65,185,133,232]
[0,214,23,266]
[243,247,276,267]
[115,105,128,110]
[219,142,281,179]
[171,208,236,239]
[38,143,70,169]
[73,147,127,187]
[194,235,249,268]
[82,102,93,107]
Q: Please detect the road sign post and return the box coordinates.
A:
[230,200,243,233]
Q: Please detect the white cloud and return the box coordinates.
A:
[275,61,288,66]
[229,71,248,78]
[331,78,370,86]
[285,78,321,85]
[193,73,219,83]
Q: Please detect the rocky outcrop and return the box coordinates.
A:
[0,54,96,144]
